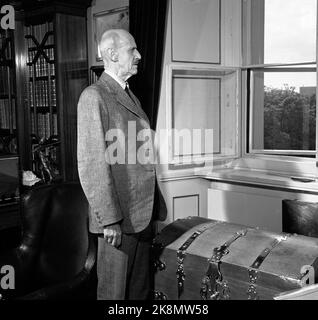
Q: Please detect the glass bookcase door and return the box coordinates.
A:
[0,29,17,157]
[25,21,60,182]
[0,29,20,212]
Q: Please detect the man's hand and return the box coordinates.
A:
[103,224,122,247]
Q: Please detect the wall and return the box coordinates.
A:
[85,1,318,233]
[87,0,129,68]
[160,177,211,225]
[208,181,318,233]
[156,0,242,225]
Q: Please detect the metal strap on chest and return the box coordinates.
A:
[176,221,220,299]
[200,229,248,300]
[246,234,290,300]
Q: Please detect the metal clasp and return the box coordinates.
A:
[210,247,229,263]
[216,278,231,300]
[153,291,167,300]
[200,275,213,300]
[154,259,166,271]
[247,269,259,300]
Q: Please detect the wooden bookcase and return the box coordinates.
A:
[15,5,88,182]
[0,29,17,157]
[0,29,21,230]
[0,3,89,231]
[25,20,59,179]
[89,65,104,84]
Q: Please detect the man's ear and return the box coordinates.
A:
[108,48,119,62]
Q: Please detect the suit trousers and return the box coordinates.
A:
[97,222,153,300]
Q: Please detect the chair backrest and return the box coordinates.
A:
[282,199,318,238]
[20,182,90,286]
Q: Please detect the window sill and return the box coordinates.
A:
[235,154,317,177]
[200,167,318,194]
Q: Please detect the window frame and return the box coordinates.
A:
[247,64,317,156]
[240,0,318,176]
[165,64,241,166]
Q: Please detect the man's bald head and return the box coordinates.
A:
[99,29,132,54]
[99,29,141,82]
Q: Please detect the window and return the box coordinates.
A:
[244,0,317,156]
[166,66,239,165]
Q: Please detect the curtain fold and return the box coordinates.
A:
[129,0,168,129]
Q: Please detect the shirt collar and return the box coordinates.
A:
[103,69,127,90]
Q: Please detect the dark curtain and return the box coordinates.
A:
[129,0,168,129]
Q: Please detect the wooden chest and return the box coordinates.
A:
[153,217,318,300]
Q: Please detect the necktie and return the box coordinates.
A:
[125,83,134,103]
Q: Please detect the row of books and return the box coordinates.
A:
[0,98,16,130]
[29,79,56,107]
[27,48,55,77]
[30,112,58,139]
[0,66,11,95]
[25,22,54,48]
[0,31,12,61]
[90,68,103,84]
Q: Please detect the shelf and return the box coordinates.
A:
[27,62,55,67]
[0,197,19,206]
[30,106,57,112]
[28,44,54,51]
[29,75,55,80]
[0,60,13,67]
[0,94,15,99]
[0,154,18,160]
[0,128,16,133]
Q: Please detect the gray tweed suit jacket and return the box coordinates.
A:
[77,72,156,234]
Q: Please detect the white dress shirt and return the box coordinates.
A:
[103,70,127,90]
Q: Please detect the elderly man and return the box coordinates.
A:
[77,29,166,300]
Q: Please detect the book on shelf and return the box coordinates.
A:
[30,112,35,134]
[29,81,33,107]
[26,22,55,80]
[90,67,104,84]
[51,79,56,105]
[53,113,58,135]
[0,98,15,130]
[0,66,10,95]
[0,31,12,61]
[28,79,56,108]
[27,51,55,78]
[30,112,58,139]
[25,22,54,49]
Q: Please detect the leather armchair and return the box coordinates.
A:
[282,199,318,238]
[0,182,96,300]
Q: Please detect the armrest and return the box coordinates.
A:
[0,247,32,299]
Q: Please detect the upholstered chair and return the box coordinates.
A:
[0,182,96,300]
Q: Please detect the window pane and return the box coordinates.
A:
[170,68,238,163]
[173,75,220,155]
[251,70,316,151]
[264,0,316,64]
